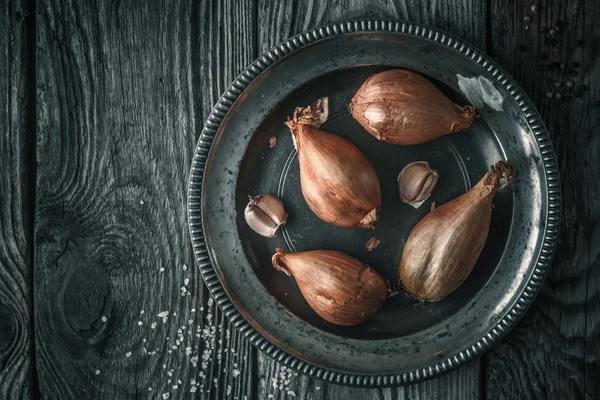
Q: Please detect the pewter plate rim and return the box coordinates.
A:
[187,19,561,387]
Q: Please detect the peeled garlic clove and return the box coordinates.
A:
[285,98,381,229]
[244,194,287,237]
[272,248,388,326]
[398,161,516,301]
[398,161,439,208]
[350,70,477,145]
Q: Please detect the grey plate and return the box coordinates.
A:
[188,20,561,387]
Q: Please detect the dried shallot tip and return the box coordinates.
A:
[285,99,381,229]
[244,194,287,237]
[269,136,277,148]
[366,237,381,251]
[398,161,439,209]
[350,69,477,145]
[272,248,388,325]
[295,97,329,128]
[398,160,516,302]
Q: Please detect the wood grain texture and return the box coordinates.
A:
[487,0,600,399]
[35,0,256,398]
[256,1,486,398]
[0,0,33,399]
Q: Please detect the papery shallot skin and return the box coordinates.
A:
[285,98,381,228]
[350,69,477,145]
[272,248,388,326]
[398,161,515,301]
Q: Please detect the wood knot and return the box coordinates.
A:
[58,241,110,332]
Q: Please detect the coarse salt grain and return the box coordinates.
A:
[101,316,107,322]
[95,370,101,375]
[162,394,170,399]
[233,369,240,378]
[160,267,165,272]
[151,322,157,329]
[137,321,143,326]
[183,264,188,271]
[125,352,132,358]
[190,387,197,393]
[184,278,189,285]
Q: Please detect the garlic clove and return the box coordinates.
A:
[244,194,287,237]
[398,161,439,209]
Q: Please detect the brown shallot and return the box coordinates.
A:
[272,248,388,325]
[350,69,477,145]
[398,161,515,301]
[285,98,381,228]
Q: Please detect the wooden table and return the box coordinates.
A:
[1,0,598,398]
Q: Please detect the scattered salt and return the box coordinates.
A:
[151,322,157,329]
[190,387,197,393]
[160,267,165,272]
[162,394,170,399]
[233,369,240,378]
[184,278,189,285]
[125,352,132,358]
[101,316,107,322]
[183,264,187,271]
[137,321,143,326]
[95,370,100,375]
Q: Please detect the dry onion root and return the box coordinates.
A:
[398,161,516,301]
[350,69,477,145]
[285,98,381,228]
[272,248,388,325]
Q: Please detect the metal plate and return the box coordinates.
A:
[188,20,560,387]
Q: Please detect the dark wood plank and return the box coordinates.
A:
[34,0,256,398]
[256,1,487,398]
[487,0,600,399]
[0,0,34,399]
